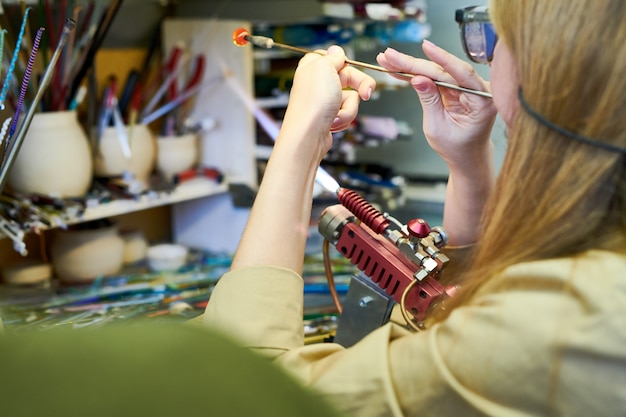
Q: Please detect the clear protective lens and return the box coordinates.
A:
[463,21,497,64]
[456,6,497,64]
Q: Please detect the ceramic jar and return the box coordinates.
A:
[155,133,198,181]
[93,124,156,188]
[94,124,156,186]
[120,229,148,265]
[146,243,188,272]
[7,111,92,197]
[1,260,52,286]
[50,221,125,284]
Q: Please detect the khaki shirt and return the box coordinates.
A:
[204,249,626,416]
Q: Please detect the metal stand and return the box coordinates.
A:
[334,272,395,347]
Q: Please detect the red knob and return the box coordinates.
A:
[407,218,431,238]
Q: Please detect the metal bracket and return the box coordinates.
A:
[334,272,395,347]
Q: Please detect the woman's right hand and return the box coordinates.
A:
[280,45,375,163]
[377,40,497,172]
[230,46,375,274]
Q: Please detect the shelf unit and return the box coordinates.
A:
[162,19,257,255]
[0,19,257,263]
[72,179,228,225]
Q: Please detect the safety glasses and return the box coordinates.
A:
[455,6,498,64]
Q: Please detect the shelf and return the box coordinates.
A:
[71,178,228,224]
[0,178,228,256]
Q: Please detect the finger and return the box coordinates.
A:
[410,75,445,108]
[421,40,487,92]
[323,46,376,100]
[297,50,325,67]
[376,47,455,84]
[375,50,448,117]
[338,66,376,101]
[330,90,360,132]
[324,45,349,71]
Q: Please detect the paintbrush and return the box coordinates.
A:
[232,28,492,99]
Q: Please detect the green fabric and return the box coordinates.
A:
[0,323,342,417]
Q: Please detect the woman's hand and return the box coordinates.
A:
[377,40,496,172]
[230,46,375,273]
[280,45,376,161]
[377,41,498,245]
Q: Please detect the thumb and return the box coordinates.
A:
[411,76,442,109]
[325,45,347,71]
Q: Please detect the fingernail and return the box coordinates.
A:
[423,39,436,48]
[327,45,341,55]
[414,82,429,92]
[331,117,341,127]
[365,87,372,101]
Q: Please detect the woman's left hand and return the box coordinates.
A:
[377,43,496,173]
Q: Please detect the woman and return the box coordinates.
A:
[203,0,626,415]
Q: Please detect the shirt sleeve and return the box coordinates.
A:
[203,265,306,356]
[271,270,604,417]
[202,252,626,417]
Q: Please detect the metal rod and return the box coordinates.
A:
[248,35,493,99]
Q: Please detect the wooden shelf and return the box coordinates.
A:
[73,178,228,224]
[0,178,228,240]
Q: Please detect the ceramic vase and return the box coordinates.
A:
[7,111,93,198]
[50,222,124,284]
[120,229,148,265]
[1,260,52,286]
[156,133,198,181]
[93,124,156,187]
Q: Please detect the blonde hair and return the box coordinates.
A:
[432,0,626,322]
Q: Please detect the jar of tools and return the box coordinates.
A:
[7,110,93,198]
[93,123,156,189]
